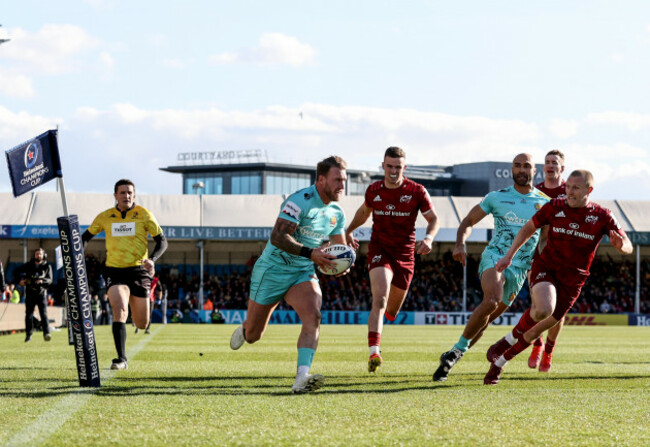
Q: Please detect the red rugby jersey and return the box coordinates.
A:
[535,180,566,199]
[532,199,624,277]
[364,178,433,253]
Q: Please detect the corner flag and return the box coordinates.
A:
[5,129,63,197]
[4,129,101,387]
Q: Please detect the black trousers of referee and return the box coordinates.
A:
[25,291,50,336]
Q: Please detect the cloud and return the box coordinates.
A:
[99,51,115,70]
[548,119,578,138]
[0,24,99,75]
[82,0,116,9]
[67,103,543,178]
[0,68,36,98]
[611,53,624,63]
[584,111,650,131]
[0,106,60,143]
[147,33,167,48]
[2,103,648,199]
[550,142,650,199]
[161,58,187,69]
[210,33,316,67]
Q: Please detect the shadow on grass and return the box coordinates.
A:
[90,381,466,397]
[502,374,650,382]
[578,361,650,365]
[4,372,648,399]
[2,386,99,399]
[2,374,468,398]
[0,366,56,371]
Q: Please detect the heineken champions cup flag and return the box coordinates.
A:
[5,129,63,197]
[4,129,102,387]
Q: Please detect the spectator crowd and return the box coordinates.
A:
[3,252,649,318]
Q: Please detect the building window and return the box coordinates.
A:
[184,175,224,194]
[265,173,310,195]
[205,177,223,194]
[232,174,262,194]
[348,178,368,195]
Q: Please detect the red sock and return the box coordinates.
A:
[513,309,536,339]
[504,337,532,361]
[533,337,544,347]
[544,339,556,355]
[385,312,396,322]
[368,331,381,347]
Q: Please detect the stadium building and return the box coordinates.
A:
[0,150,648,332]
[159,150,548,197]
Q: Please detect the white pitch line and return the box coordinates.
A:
[2,325,164,447]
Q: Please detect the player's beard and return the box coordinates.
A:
[513,172,531,187]
[324,185,343,202]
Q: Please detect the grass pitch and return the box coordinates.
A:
[1,324,648,446]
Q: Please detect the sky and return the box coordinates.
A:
[1,0,649,200]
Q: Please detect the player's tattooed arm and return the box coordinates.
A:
[271,218,337,269]
[270,218,304,256]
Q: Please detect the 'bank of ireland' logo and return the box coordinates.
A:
[24,141,41,169]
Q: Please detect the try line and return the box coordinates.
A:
[2,324,164,447]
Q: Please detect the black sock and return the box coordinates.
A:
[112,322,127,361]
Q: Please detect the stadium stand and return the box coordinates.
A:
[0,192,647,320]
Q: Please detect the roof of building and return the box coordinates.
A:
[1,192,647,243]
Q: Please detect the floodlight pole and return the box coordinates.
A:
[462,262,467,313]
[192,183,205,314]
[635,244,640,314]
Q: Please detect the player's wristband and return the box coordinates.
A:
[299,246,313,259]
[149,257,157,263]
[423,234,434,242]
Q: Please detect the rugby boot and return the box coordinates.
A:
[44,332,52,342]
[483,363,504,385]
[291,374,325,394]
[368,353,383,373]
[539,352,553,372]
[230,325,246,350]
[433,347,464,382]
[111,357,128,370]
[528,343,543,368]
[487,337,510,363]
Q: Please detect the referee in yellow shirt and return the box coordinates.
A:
[83,179,168,370]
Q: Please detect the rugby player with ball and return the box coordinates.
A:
[229,156,350,394]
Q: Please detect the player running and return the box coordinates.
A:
[82,179,168,370]
[229,156,348,394]
[433,153,549,382]
[345,147,439,373]
[484,170,632,385]
[528,150,567,372]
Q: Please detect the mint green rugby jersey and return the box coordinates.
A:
[260,184,346,268]
[479,186,550,269]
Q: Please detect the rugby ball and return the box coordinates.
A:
[317,244,356,276]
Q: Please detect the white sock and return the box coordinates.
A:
[369,345,380,356]
[495,355,508,368]
[505,332,517,345]
[297,365,310,377]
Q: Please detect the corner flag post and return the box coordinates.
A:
[5,129,101,387]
